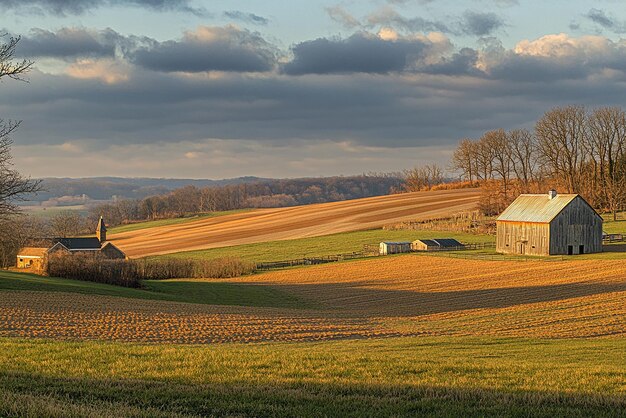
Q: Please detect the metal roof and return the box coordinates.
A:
[53,237,102,250]
[433,238,463,248]
[496,193,579,223]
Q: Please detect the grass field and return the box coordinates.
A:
[1,336,624,417]
[1,254,626,416]
[109,189,481,257]
[0,271,304,309]
[160,228,493,263]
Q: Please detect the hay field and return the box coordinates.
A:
[1,256,625,343]
[109,189,480,257]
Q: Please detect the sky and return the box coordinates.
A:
[2,0,626,179]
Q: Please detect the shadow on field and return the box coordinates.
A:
[1,370,624,417]
[271,280,626,316]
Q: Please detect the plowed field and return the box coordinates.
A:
[109,189,480,257]
[1,256,624,343]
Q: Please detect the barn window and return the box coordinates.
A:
[19,258,23,262]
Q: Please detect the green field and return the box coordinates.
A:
[108,209,252,234]
[0,270,304,309]
[158,218,626,263]
[158,228,495,263]
[0,337,624,417]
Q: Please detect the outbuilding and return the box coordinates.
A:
[16,247,48,273]
[412,238,464,251]
[496,191,603,256]
[379,241,411,255]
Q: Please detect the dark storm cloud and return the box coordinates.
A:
[282,33,429,75]
[584,8,626,33]
[223,11,269,25]
[130,26,276,73]
[16,28,119,59]
[0,0,205,16]
[460,11,504,36]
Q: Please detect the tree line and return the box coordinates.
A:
[451,105,626,217]
[89,175,404,228]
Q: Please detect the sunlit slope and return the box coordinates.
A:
[109,188,480,257]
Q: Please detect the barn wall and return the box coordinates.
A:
[496,221,550,256]
[549,197,603,255]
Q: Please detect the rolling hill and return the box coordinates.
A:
[109,188,481,257]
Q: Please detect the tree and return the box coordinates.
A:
[50,210,85,238]
[535,105,588,193]
[0,35,39,220]
[507,129,538,192]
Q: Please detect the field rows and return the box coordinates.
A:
[1,256,625,343]
[109,189,480,257]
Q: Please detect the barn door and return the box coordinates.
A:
[518,242,525,255]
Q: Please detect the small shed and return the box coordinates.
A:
[412,238,464,251]
[379,241,411,255]
[496,191,603,256]
[411,239,439,251]
[16,247,48,273]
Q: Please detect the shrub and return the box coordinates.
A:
[46,255,256,287]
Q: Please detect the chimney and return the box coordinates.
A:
[96,216,107,243]
[548,190,557,200]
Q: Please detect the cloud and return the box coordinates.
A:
[4,32,626,178]
[584,8,626,33]
[223,11,269,25]
[16,27,120,60]
[366,6,451,33]
[0,0,205,16]
[326,6,361,29]
[282,32,453,75]
[130,26,277,73]
[461,11,504,36]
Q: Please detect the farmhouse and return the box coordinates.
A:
[16,216,126,272]
[496,191,603,256]
[16,247,48,272]
[379,242,411,255]
[411,238,464,251]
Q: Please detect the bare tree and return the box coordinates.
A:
[403,164,445,192]
[507,129,538,192]
[451,138,477,182]
[535,105,588,193]
[482,129,512,197]
[0,35,39,220]
[50,210,85,238]
[586,107,626,219]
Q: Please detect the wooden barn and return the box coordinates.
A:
[379,242,411,255]
[496,191,603,256]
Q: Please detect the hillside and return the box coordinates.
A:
[109,188,481,257]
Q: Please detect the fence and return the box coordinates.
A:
[255,252,365,270]
[603,234,625,243]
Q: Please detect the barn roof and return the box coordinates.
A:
[52,237,102,250]
[496,194,579,223]
[17,247,48,257]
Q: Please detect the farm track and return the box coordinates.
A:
[109,189,480,257]
[1,256,625,344]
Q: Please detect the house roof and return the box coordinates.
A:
[17,247,48,257]
[381,242,411,245]
[496,194,580,223]
[52,237,102,250]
